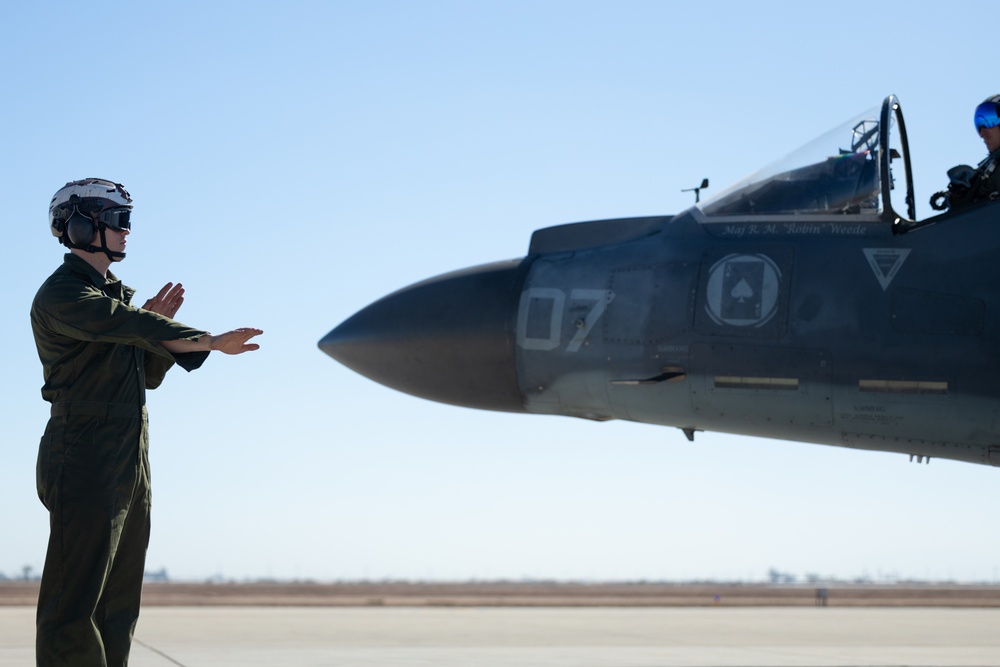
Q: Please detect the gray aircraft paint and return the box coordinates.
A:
[320,96,1000,468]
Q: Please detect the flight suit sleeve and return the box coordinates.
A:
[143,348,209,388]
[33,275,209,362]
[144,352,174,389]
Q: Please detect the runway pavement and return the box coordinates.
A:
[2,606,999,666]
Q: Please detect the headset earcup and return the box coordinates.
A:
[65,211,95,246]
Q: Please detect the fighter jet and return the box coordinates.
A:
[319,95,1000,468]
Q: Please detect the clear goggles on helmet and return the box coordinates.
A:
[974,101,1000,132]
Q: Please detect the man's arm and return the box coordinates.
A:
[142,282,262,357]
[34,279,208,357]
[161,328,263,355]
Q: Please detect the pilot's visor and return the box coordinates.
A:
[974,102,1000,132]
[98,207,131,232]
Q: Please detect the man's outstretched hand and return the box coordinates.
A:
[208,328,264,355]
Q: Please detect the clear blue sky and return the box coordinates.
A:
[3,1,999,583]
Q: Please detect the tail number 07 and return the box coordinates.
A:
[516,288,615,352]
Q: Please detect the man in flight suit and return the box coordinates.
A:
[31,178,264,666]
[935,95,1000,210]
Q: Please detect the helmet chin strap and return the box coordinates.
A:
[94,224,126,261]
[73,223,125,261]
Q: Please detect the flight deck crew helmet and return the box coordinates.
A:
[973,95,1000,133]
[48,178,133,259]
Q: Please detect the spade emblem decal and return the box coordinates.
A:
[706,254,781,327]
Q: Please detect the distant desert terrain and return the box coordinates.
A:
[3,581,1000,607]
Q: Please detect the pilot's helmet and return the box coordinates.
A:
[49,178,132,247]
[973,95,1000,133]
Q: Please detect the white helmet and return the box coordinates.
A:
[48,178,133,257]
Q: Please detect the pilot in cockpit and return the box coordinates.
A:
[932,95,1000,211]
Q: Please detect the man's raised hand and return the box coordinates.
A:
[143,283,185,319]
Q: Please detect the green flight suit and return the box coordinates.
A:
[31,254,208,667]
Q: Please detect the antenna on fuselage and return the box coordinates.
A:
[682,178,709,203]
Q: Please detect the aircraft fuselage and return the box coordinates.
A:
[321,205,1000,467]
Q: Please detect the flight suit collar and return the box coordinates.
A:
[62,253,135,304]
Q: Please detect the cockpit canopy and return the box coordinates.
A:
[699,96,914,228]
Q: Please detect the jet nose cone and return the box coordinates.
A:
[319,259,528,413]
